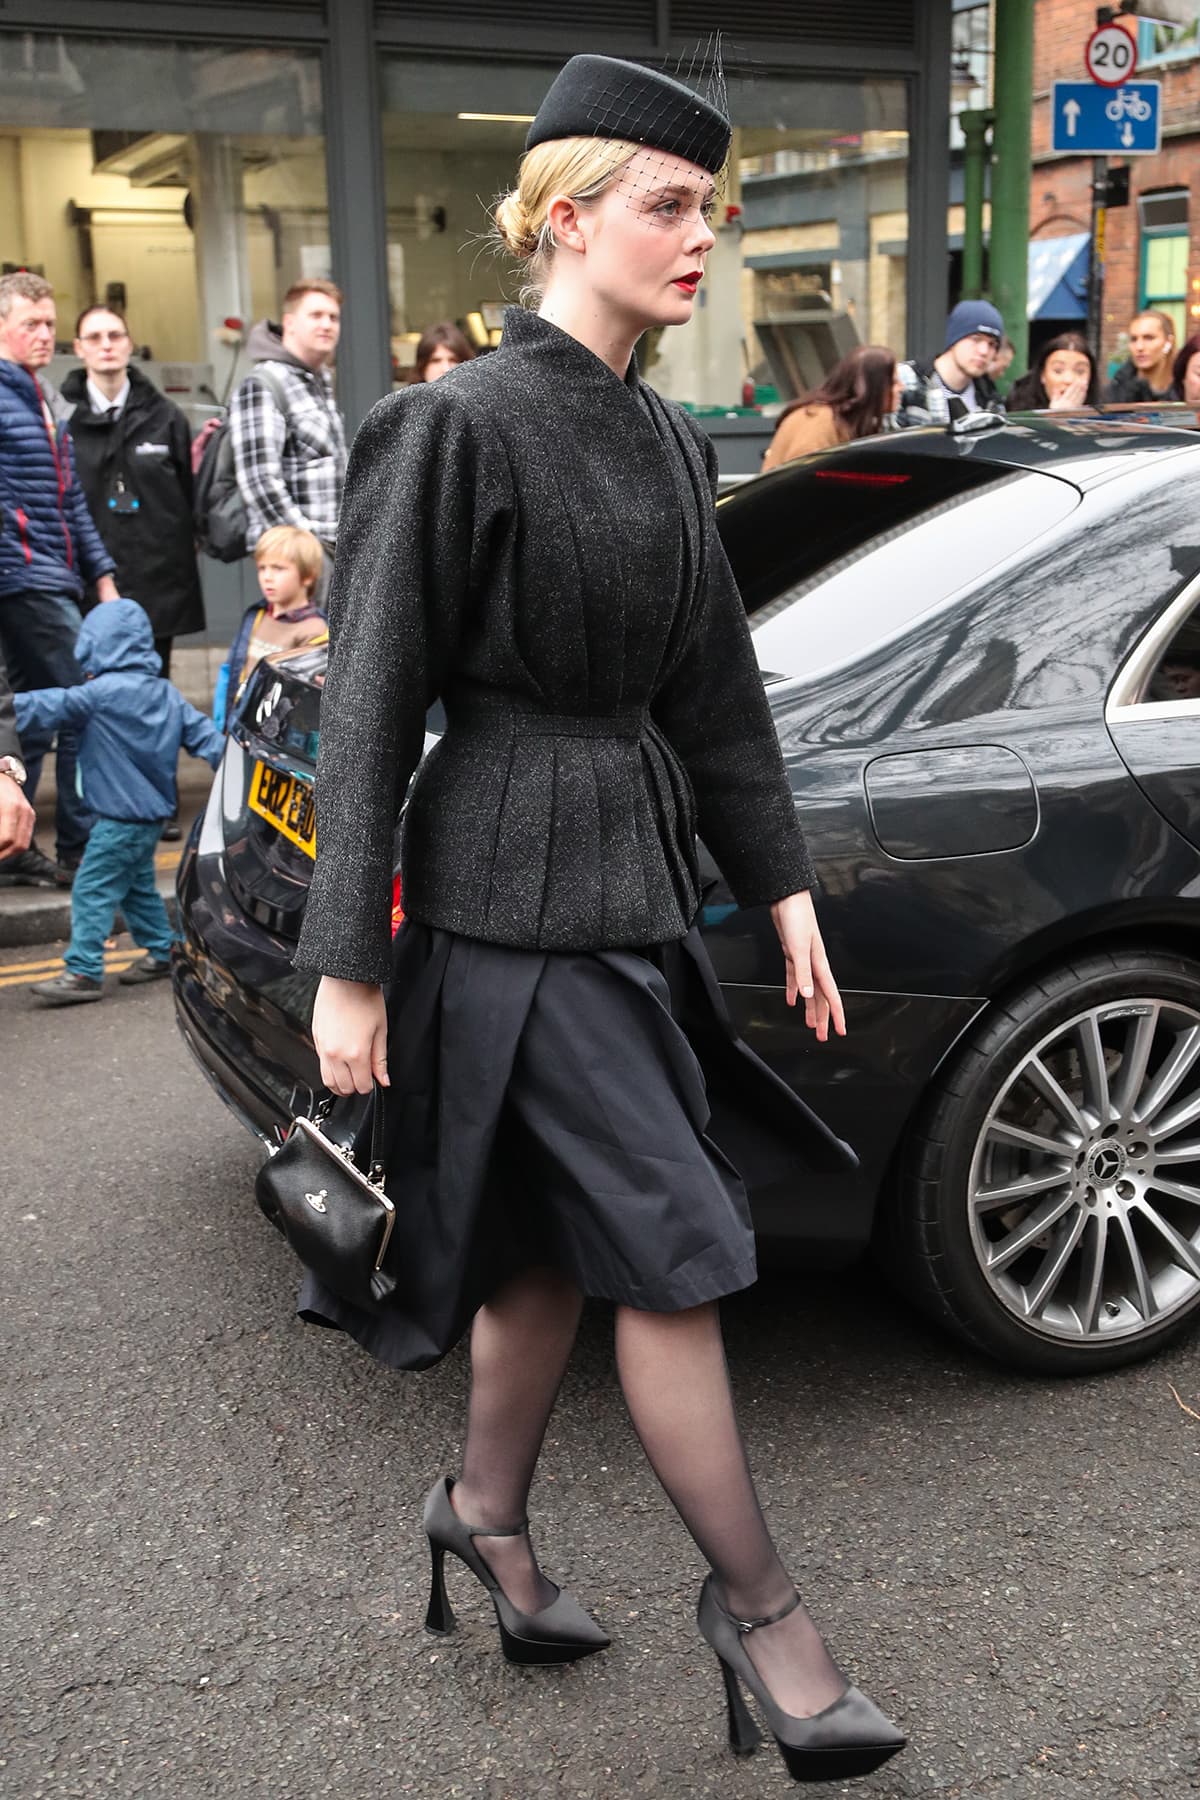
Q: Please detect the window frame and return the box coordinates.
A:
[1140,221,1190,339]
[1137,15,1200,69]
[1106,569,1200,722]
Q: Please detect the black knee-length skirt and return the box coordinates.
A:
[297,921,856,1371]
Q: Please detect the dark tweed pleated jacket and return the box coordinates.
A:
[295,307,815,985]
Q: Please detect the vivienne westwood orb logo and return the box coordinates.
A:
[304,1188,329,1213]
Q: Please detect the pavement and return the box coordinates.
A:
[2,970,1199,1797]
[0,645,225,950]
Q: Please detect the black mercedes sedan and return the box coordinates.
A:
[174,416,1200,1378]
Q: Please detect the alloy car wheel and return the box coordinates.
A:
[890,949,1200,1374]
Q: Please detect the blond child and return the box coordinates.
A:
[214,525,328,728]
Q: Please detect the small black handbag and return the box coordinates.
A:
[255,1085,398,1309]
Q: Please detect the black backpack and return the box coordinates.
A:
[193,365,289,562]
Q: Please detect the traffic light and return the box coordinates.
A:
[1105,166,1131,207]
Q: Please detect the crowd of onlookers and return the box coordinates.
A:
[762,298,1200,470]
[0,264,476,1004]
[1,263,1196,1003]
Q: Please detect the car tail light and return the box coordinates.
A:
[391,870,405,936]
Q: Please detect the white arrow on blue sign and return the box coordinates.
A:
[1052,81,1162,155]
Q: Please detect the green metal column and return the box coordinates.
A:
[989,0,1034,368]
[959,109,993,301]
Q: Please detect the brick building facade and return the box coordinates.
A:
[1031,2,1200,374]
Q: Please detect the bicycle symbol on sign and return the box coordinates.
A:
[1105,88,1153,123]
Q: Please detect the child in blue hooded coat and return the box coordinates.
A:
[13,598,224,1004]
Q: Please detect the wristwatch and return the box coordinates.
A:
[0,754,27,785]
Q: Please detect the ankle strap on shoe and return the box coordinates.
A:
[732,1588,802,1634]
[465,1518,529,1538]
[445,1478,527,1538]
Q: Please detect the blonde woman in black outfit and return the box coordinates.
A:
[294,53,905,1786]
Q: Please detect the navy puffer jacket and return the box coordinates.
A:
[0,358,114,601]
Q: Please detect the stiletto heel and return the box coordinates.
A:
[697,1575,906,1784]
[424,1540,456,1635]
[422,1476,609,1666]
[720,1657,762,1757]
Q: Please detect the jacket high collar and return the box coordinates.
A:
[496,306,641,395]
[0,356,45,412]
[61,362,160,430]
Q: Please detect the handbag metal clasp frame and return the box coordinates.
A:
[290,1112,396,1272]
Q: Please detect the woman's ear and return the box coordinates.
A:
[546,193,588,256]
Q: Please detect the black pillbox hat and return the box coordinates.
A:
[525,54,731,176]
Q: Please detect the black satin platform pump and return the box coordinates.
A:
[422,1477,610,1666]
[697,1575,906,1784]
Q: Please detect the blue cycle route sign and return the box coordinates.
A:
[1052,82,1162,155]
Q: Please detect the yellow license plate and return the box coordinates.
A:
[248,760,316,858]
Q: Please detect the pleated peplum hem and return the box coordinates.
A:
[297,921,857,1373]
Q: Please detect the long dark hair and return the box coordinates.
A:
[1172,332,1200,398]
[777,344,897,441]
[1008,331,1099,408]
[411,320,475,382]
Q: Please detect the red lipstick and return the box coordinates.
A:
[673,271,703,294]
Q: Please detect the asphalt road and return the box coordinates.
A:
[2,947,1199,1800]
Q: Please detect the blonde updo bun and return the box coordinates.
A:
[492,135,641,299]
[493,190,541,260]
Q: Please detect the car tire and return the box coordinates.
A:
[885,948,1200,1375]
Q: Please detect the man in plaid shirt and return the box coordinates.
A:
[230,279,348,577]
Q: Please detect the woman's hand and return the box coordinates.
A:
[1049,372,1090,410]
[770,890,847,1042]
[311,975,390,1095]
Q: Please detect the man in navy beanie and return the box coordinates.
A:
[897,298,1006,426]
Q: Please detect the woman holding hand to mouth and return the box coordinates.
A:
[294,52,905,1787]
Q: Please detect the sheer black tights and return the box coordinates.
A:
[452,1266,582,1614]
[614,1300,845,1719]
[451,1270,844,1718]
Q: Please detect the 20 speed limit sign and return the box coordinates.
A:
[1085,22,1138,86]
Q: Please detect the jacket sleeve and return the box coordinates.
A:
[170,404,195,509]
[62,436,116,583]
[13,683,99,739]
[651,428,817,907]
[179,700,225,769]
[294,384,499,983]
[0,656,19,760]
[225,606,257,711]
[230,373,309,534]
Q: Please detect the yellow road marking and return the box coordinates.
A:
[0,945,149,974]
[0,963,141,991]
[0,950,144,989]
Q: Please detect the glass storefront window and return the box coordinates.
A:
[0,33,326,412]
[379,57,908,412]
[730,75,909,406]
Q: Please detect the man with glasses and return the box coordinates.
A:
[64,306,204,686]
[0,271,118,887]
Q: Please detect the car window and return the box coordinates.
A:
[1147,616,1200,702]
[718,448,1010,616]
[744,469,1081,681]
[1108,573,1200,716]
